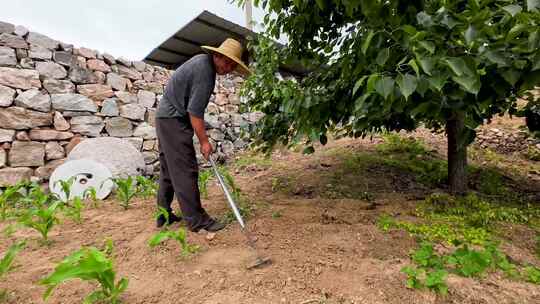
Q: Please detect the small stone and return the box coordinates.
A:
[35,159,65,179]
[8,141,45,167]
[117,65,142,80]
[87,59,111,72]
[19,58,34,69]
[69,66,99,84]
[0,22,15,34]
[142,140,155,151]
[133,61,146,72]
[76,56,86,68]
[35,62,67,79]
[142,151,158,164]
[14,25,28,37]
[53,111,70,131]
[106,73,128,91]
[53,51,75,67]
[207,102,219,114]
[215,93,228,106]
[221,140,235,155]
[0,148,5,168]
[28,44,52,60]
[14,89,51,112]
[51,93,98,112]
[0,84,16,106]
[0,129,15,142]
[15,49,27,60]
[75,47,97,59]
[69,116,104,137]
[93,71,106,84]
[105,117,133,137]
[45,141,65,160]
[0,47,17,67]
[27,32,59,50]
[103,53,116,65]
[65,135,82,154]
[205,115,221,129]
[248,111,265,123]
[224,104,239,113]
[117,57,132,67]
[100,98,119,116]
[16,131,30,141]
[137,90,155,108]
[146,108,156,126]
[0,167,33,187]
[43,79,75,94]
[62,111,93,117]
[0,107,52,129]
[231,113,248,127]
[132,81,163,94]
[133,122,156,139]
[29,129,74,141]
[115,91,138,103]
[206,232,216,241]
[208,129,225,141]
[76,84,114,102]
[142,72,154,82]
[0,33,28,49]
[233,138,248,150]
[119,104,146,121]
[229,94,241,105]
[125,137,143,151]
[59,43,73,52]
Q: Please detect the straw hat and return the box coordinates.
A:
[202,38,251,75]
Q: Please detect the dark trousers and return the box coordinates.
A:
[155,117,214,232]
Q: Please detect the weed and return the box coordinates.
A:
[526,146,540,161]
[198,170,213,199]
[215,166,252,223]
[271,211,282,218]
[18,201,61,243]
[524,266,540,284]
[234,153,272,169]
[112,177,137,210]
[148,228,199,257]
[0,183,24,220]
[135,176,158,198]
[63,197,84,224]
[377,133,429,156]
[40,242,128,303]
[0,241,25,300]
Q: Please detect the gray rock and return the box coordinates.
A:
[9,141,45,167]
[19,58,34,69]
[69,66,98,84]
[103,53,116,65]
[0,107,52,129]
[62,111,93,117]
[43,79,75,94]
[205,114,221,129]
[208,129,225,141]
[14,89,51,112]
[117,65,142,80]
[67,137,145,178]
[0,47,17,67]
[0,129,15,142]
[53,111,70,131]
[76,84,114,102]
[224,104,239,113]
[142,72,154,82]
[59,42,73,52]
[75,47,97,59]
[115,91,138,103]
[146,108,156,126]
[142,140,155,151]
[53,51,75,67]
[132,81,163,94]
[75,56,86,68]
[248,111,265,122]
[231,113,248,127]
[229,93,241,105]
[100,98,119,116]
[207,102,219,114]
[15,131,29,141]
[221,140,235,155]
[0,148,5,168]
[87,59,111,72]
[133,122,156,139]
[117,57,132,67]
[137,90,155,108]
[45,141,66,160]
[233,138,248,150]
[0,33,28,49]
[0,167,33,186]
[69,116,104,137]
[29,129,74,141]
[51,93,97,112]
[14,25,28,37]
[15,49,27,60]
[36,62,67,79]
[218,113,231,124]
[215,93,228,105]
[27,32,59,50]
[105,117,133,137]
[35,158,65,179]
[142,151,158,164]
[0,84,15,106]
[28,44,52,60]
[0,67,41,90]
[119,103,145,121]
[125,137,143,151]
[0,22,15,34]
[106,73,128,91]
[133,61,146,72]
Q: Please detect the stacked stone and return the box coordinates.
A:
[0,21,262,186]
[475,127,540,154]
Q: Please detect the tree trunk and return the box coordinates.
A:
[446,113,468,195]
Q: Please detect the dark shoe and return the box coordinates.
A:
[156,213,182,228]
[204,221,226,232]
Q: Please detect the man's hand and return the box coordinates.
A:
[200,141,213,160]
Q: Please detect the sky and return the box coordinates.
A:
[0,0,266,61]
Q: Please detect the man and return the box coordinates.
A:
[154,38,250,232]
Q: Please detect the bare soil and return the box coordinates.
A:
[1,117,539,304]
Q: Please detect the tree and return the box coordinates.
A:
[235,0,540,194]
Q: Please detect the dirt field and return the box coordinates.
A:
[1,118,540,304]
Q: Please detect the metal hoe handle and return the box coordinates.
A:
[209,155,246,229]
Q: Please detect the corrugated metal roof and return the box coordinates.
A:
[143,10,307,76]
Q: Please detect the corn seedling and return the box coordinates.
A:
[63,197,84,224]
[40,242,128,303]
[0,184,24,221]
[198,170,213,199]
[18,201,61,243]
[0,241,26,300]
[135,176,158,198]
[54,177,75,202]
[153,206,171,226]
[148,227,199,257]
[83,187,99,208]
[112,177,137,210]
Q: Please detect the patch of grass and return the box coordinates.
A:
[377,133,430,155]
[526,146,540,161]
[271,176,296,194]
[234,153,272,169]
[271,211,282,218]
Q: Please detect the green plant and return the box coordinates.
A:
[83,187,99,208]
[271,211,282,218]
[198,170,213,199]
[0,241,25,300]
[526,146,540,161]
[18,201,61,243]
[112,177,137,210]
[135,176,158,199]
[524,266,540,284]
[153,206,171,226]
[54,177,75,202]
[0,184,24,220]
[40,242,128,303]
[64,197,84,224]
[148,228,199,257]
[377,134,429,156]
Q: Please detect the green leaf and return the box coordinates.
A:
[418,57,435,76]
[417,12,433,27]
[361,30,375,55]
[425,269,448,294]
[366,74,379,93]
[148,231,172,247]
[418,41,435,54]
[502,69,520,86]
[484,51,509,68]
[444,57,470,76]
[375,77,395,99]
[353,75,368,95]
[396,74,417,100]
[528,0,540,12]
[502,4,522,16]
[0,241,26,277]
[315,0,325,10]
[464,25,477,46]
[452,74,481,95]
[376,48,390,66]
[408,59,420,77]
[427,72,447,91]
[441,14,458,29]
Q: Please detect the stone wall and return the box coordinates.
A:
[0,21,260,186]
